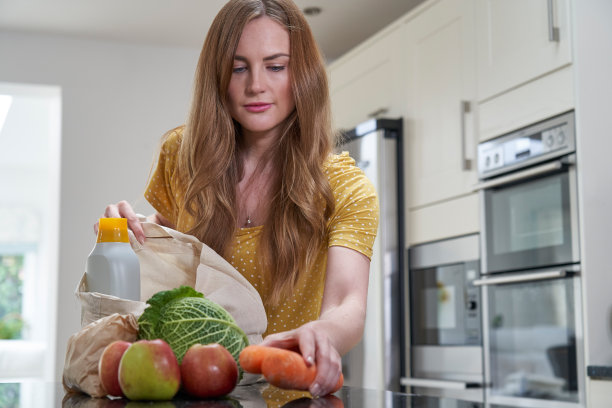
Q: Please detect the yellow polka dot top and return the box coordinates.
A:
[145,128,379,337]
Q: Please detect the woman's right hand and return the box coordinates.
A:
[94,200,146,244]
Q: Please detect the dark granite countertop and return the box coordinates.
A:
[0,381,483,408]
[587,365,612,380]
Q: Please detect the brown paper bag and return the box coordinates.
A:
[62,313,139,397]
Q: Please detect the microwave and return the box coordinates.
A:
[402,234,484,403]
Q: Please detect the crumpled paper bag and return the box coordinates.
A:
[63,222,267,396]
[62,313,138,397]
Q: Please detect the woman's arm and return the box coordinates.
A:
[260,245,370,396]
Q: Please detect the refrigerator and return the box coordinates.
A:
[337,118,405,392]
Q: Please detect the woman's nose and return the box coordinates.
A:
[247,69,265,94]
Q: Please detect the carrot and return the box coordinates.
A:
[239,344,282,374]
[261,347,317,390]
[239,345,344,393]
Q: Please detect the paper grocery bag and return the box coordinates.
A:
[66,221,267,396]
[63,313,139,397]
[76,222,267,340]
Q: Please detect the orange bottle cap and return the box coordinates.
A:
[97,218,130,243]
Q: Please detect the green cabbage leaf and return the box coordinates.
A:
[137,286,249,368]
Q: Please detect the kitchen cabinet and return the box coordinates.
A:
[403,0,478,211]
[408,193,479,245]
[328,22,406,131]
[328,0,481,245]
[476,0,573,101]
[477,65,574,141]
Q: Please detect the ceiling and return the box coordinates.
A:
[0,0,424,62]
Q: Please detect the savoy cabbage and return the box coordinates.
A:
[137,286,249,367]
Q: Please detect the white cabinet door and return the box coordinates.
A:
[476,0,572,101]
[403,0,478,209]
[328,25,405,131]
[408,193,480,245]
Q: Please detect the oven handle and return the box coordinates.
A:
[473,269,577,286]
[473,155,575,191]
[400,377,482,390]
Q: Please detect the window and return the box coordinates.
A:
[0,82,61,382]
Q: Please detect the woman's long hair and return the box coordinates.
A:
[178,0,335,306]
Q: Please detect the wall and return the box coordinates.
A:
[573,0,612,404]
[0,30,199,380]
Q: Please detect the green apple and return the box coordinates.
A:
[118,339,180,400]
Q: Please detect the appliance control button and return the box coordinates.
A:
[557,130,566,145]
[546,133,555,148]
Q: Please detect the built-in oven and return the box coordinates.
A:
[402,234,484,404]
[475,111,585,407]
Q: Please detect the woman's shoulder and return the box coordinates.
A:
[323,152,374,192]
[323,151,357,172]
[160,125,185,156]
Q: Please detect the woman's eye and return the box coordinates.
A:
[232,66,247,74]
[268,65,285,72]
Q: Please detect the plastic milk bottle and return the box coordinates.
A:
[86,217,141,300]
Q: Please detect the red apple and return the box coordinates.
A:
[99,340,131,397]
[118,339,181,401]
[180,343,238,398]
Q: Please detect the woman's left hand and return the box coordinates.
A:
[260,321,342,397]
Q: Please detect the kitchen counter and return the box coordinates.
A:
[0,381,483,408]
[587,365,612,380]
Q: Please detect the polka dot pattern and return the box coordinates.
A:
[144,128,380,338]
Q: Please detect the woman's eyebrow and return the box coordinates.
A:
[234,53,290,61]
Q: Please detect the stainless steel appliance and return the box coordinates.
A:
[475,111,585,407]
[402,234,484,403]
[338,118,405,392]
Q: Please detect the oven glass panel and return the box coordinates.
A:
[484,171,574,273]
[487,276,579,403]
[411,261,480,346]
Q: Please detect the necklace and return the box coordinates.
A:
[245,214,252,227]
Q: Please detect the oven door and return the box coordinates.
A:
[475,267,584,407]
[479,155,580,274]
[408,235,481,346]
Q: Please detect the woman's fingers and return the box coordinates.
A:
[116,201,145,244]
[94,200,145,244]
[260,325,343,397]
[308,334,341,397]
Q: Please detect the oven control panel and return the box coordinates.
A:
[478,111,575,179]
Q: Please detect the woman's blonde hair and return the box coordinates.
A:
[177,0,335,306]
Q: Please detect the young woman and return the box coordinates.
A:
[100,0,379,396]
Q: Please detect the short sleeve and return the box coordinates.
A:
[326,153,380,259]
[144,128,184,225]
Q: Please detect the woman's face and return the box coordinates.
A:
[227,16,295,141]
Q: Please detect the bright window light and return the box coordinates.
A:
[0,95,12,134]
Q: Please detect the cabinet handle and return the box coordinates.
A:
[460,100,472,171]
[367,107,389,118]
[547,0,560,42]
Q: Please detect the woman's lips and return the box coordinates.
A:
[244,103,272,113]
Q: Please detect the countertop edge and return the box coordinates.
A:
[587,365,612,380]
